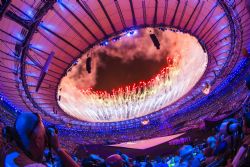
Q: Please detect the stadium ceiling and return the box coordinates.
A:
[0,0,250,143]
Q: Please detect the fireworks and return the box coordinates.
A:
[58,29,208,122]
[80,62,179,119]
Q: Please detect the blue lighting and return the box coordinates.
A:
[126,30,137,37]
[112,36,121,42]
[57,1,66,11]
[57,0,77,11]
[0,94,22,115]
[220,25,228,29]
[26,73,38,77]
[39,23,56,32]
[100,41,109,46]
[26,10,34,18]
[16,33,24,41]
[29,44,43,50]
[221,42,229,46]
[215,14,225,20]
[159,27,165,31]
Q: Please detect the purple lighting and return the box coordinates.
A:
[26,10,34,18]
[0,0,249,143]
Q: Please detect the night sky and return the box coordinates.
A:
[94,52,167,92]
[66,28,179,92]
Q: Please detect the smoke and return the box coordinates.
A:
[94,28,178,63]
[61,28,187,90]
[58,28,208,122]
[66,55,102,90]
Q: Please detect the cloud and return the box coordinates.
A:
[62,28,187,90]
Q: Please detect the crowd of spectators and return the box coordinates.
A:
[0,107,249,167]
[0,84,250,167]
[76,115,250,167]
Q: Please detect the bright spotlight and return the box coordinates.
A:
[141,119,150,125]
[126,30,137,37]
[202,83,211,95]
